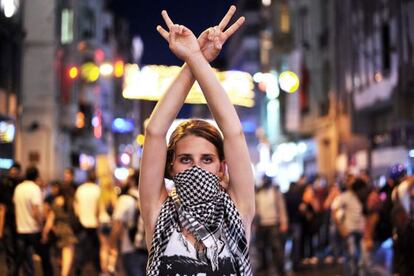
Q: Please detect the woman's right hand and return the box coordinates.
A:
[157,11,201,62]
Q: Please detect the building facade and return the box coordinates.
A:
[16,0,131,181]
[0,0,24,172]
[333,0,414,178]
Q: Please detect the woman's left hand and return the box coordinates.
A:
[198,6,245,62]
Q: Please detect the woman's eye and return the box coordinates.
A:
[179,157,191,163]
[203,157,213,163]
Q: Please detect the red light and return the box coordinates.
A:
[68,66,79,80]
[95,49,105,63]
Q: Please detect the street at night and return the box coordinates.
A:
[1,0,414,275]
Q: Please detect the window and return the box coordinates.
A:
[381,23,391,75]
[61,9,74,45]
[279,3,290,33]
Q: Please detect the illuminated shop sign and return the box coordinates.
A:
[122,64,255,107]
[0,158,13,169]
[0,120,15,143]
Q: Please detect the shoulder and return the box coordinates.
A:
[20,181,40,192]
[78,183,99,192]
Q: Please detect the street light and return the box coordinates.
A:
[279,71,300,93]
[99,62,114,77]
[1,0,19,18]
[68,66,79,80]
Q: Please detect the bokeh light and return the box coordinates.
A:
[279,71,300,93]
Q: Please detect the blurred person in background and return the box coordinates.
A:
[44,180,62,217]
[299,184,321,266]
[73,169,101,275]
[0,162,22,276]
[98,175,118,274]
[14,166,53,275]
[62,167,78,196]
[356,170,384,275]
[375,173,398,244]
[322,180,342,264]
[313,175,329,258]
[255,175,288,275]
[332,177,368,276]
[284,175,307,271]
[110,170,147,276]
[42,182,78,276]
[390,164,413,275]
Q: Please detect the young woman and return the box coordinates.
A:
[139,6,255,275]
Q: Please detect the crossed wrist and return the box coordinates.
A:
[186,50,204,60]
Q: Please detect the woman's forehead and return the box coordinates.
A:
[175,135,218,154]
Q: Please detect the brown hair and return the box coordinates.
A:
[165,119,224,178]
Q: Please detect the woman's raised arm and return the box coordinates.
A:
[186,52,255,228]
[139,6,245,242]
[162,12,255,229]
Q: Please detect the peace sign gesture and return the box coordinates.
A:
[157,5,245,62]
[198,6,245,62]
[156,11,200,61]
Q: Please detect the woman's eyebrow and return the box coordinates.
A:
[176,153,192,157]
[201,153,216,157]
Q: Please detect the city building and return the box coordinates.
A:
[333,0,414,179]
[16,0,131,181]
[0,0,24,172]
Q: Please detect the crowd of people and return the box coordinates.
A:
[253,164,414,276]
[2,161,413,276]
[0,164,147,276]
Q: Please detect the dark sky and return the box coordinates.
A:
[110,0,238,67]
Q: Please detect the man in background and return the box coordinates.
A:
[0,162,22,276]
[255,175,288,275]
[73,169,101,275]
[14,166,52,275]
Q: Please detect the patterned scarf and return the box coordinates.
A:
[146,166,252,275]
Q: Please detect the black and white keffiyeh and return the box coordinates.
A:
[146,166,252,275]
